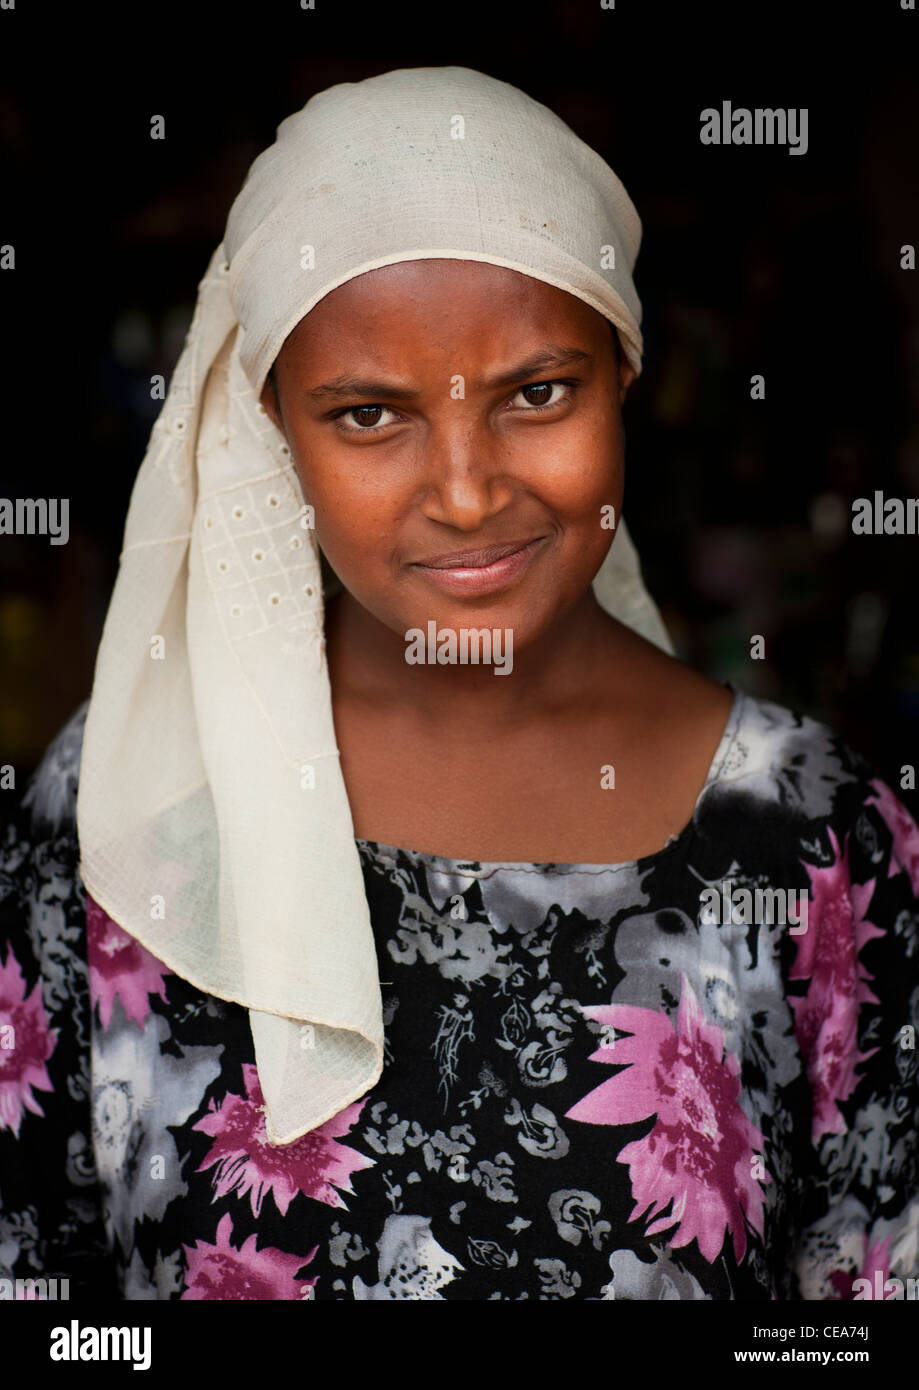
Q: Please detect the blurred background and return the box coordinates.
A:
[1,0,918,809]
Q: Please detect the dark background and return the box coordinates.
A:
[1,0,917,808]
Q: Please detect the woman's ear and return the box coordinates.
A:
[259,377,284,433]
[609,322,636,402]
[618,358,637,401]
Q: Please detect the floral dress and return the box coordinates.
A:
[1,684,918,1301]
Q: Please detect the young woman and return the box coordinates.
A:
[1,65,917,1302]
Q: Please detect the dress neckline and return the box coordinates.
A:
[355,680,744,878]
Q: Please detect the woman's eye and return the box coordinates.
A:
[511,380,573,411]
[332,379,574,434]
[333,404,398,433]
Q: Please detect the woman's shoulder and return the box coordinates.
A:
[718,681,884,808]
[620,612,917,872]
[0,704,120,1295]
[16,699,89,843]
[699,680,919,889]
[597,623,909,870]
[0,700,90,983]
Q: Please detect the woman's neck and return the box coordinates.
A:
[323,585,639,732]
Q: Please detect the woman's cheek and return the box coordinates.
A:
[518,423,619,502]
[308,503,397,592]
[540,471,622,540]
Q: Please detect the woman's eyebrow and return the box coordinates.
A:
[306,346,592,403]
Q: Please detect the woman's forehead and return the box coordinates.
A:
[278,259,612,357]
[319,259,572,310]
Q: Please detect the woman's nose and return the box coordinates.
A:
[417,419,515,529]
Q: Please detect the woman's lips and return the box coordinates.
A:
[411,536,547,595]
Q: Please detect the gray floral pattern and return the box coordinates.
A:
[1,686,919,1299]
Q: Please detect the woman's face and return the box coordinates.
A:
[259,259,635,655]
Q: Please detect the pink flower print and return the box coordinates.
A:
[866,777,919,896]
[86,895,171,1031]
[182,1212,318,1300]
[564,975,768,1265]
[194,1062,375,1217]
[828,1234,891,1300]
[789,828,885,1140]
[0,945,57,1136]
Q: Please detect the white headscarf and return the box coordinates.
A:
[76,65,674,1145]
